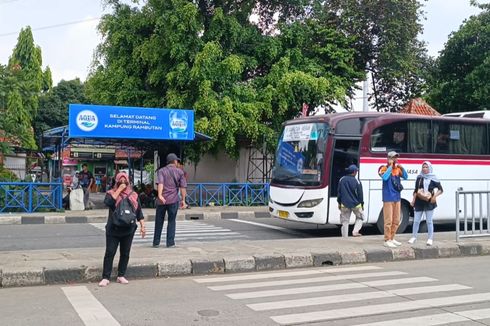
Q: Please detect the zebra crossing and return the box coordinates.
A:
[193,265,490,325]
[90,221,248,244]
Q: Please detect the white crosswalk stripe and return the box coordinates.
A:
[354,308,490,326]
[90,221,248,244]
[193,265,490,325]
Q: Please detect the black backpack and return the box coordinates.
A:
[113,192,137,228]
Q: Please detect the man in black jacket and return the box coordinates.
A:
[337,164,364,237]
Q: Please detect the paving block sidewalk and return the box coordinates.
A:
[0,206,270,224]
[0,232,489,288]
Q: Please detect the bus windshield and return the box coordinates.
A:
[272,122,329,187]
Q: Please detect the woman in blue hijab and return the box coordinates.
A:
[409,161,443,246]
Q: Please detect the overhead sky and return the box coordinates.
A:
[0,0,488,84]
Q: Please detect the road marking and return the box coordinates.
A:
[271,292,490,325]
[246,284,470,311]
[226,276,439,299]
[228,219,300,234]
[62,286,120,326]
[91,221,248,243]
[248,291,394,311]
[362,276,437,287]
[386,284,470,296]
[227,282,368,299]
[208,271,407,291]
[194,266,382,283]
[355,308,490,326]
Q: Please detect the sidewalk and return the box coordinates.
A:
[0,206,271,224]
[0,231,489,288]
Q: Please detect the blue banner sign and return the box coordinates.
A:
[69,104,194,140]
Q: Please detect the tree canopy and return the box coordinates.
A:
[0,26,51,152]
[34,79,87,145]
[86,0,367,160]
[323,0,428,112]
[427,5,490,113]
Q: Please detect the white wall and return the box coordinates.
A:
[184,147,271,183]
[4,153,27,180]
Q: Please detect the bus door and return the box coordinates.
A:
[329,138,361,221]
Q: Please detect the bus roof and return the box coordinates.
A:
[283,112,490,129]
[443,110,490,119]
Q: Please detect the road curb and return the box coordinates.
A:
[1,242,489,288]
[0,211,270,225]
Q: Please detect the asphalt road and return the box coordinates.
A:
[1,256,489,325]
[0,217,457,251]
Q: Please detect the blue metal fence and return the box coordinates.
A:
[0,182,63,213]
[186,183,269,207]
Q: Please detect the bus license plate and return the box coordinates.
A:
[278,210,289,219]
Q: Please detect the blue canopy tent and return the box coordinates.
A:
[42,104,211,184]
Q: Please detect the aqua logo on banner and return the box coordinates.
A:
[169,110,188,139]
[76,110,98,131]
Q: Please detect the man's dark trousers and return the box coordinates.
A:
[153,202,179,247]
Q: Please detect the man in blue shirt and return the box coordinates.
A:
[337,164,364,237]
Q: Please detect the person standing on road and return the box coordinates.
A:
[378,151,408,248]
[409,161,443,246]
[99,172,146,287]
[152,153,187,248]
[337,164,364,237]
[78,164,94,210]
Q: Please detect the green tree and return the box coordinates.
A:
[8,26,44,117]
[86,0,364,161]
[0,64,36,151]
[0,26,47,150]
[323,0,429,112]
[34,79,87,145]
[427,5,490,113]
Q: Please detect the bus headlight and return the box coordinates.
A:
[297,198,323,208]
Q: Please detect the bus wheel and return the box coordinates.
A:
[376,203,410,234]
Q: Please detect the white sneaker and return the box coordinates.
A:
[384,240,397,248]
[427,239,433,246]
[391,239,402,246]
[408,237,416,244]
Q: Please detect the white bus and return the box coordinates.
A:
[269,112,490,233]
[443,110,490,119]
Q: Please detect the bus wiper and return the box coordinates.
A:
[275,174,306,185]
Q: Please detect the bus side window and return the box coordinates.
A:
[433,122,450,154]
[370,122,408,153]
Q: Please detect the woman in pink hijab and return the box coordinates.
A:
[99,172,146,287]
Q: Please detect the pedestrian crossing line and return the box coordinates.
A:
[226,277,439,300]
[246,284,471,311]
[159,229,234,233]
[90,221,248,243]
[62,286,120,326]
[362,276,437,287]
[227,283,368,300]
[132,235,249,243]
[270,292,490,325]
[193,266,382,284]
[248,291,395,311]
[354,307,490,326]
[207,271,407,291]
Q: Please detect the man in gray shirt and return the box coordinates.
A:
[152,153,187,248]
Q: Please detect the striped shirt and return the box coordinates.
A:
[156,164,187,205]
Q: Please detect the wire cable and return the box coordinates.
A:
[0,17,101,37]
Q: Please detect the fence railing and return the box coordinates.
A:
[456,190,490,241]
[186,183,269,207]
[0,182,63,213]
